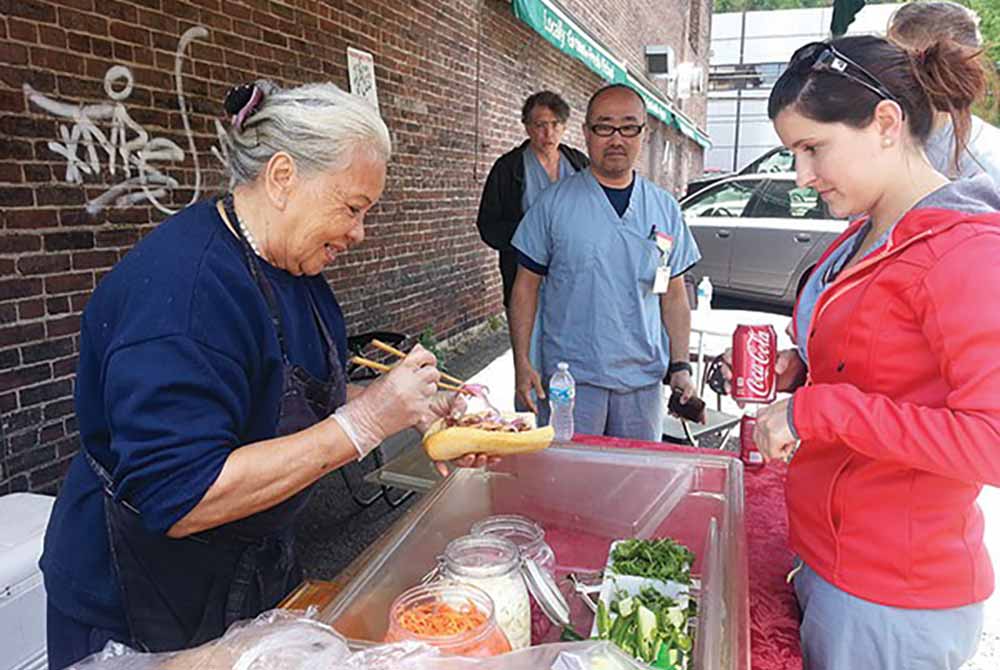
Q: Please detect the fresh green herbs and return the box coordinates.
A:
[560,625,586,642]
[609,539,694,585]
[594,587,693,668]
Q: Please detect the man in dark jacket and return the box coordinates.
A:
[477,91,589,308]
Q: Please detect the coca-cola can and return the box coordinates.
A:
[732,324,777,404]
[740,413,765,469]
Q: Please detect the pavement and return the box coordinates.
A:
[295,308,1000,666]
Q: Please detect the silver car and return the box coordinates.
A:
[682,173,848,308]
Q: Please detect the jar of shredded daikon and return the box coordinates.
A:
[440,535,531,650]
[471,514,556,644]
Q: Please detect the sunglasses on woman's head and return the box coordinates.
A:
[788,42,904,112]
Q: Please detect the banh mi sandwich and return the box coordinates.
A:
[422,410,555,461]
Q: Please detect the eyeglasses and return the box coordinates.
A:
[528,120,564,131]
[789,42,903,110]
[588,123,645,138]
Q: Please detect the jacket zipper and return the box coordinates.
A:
[790,220,867,344]
[804,230,934,381]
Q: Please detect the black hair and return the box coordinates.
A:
[768,35,987,167]
[584,84,645,123]
[521,91,571,125]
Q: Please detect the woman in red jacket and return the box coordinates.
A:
[753,35,1000,669]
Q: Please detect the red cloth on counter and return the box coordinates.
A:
[572,434,803,670]
[743,463,803,670]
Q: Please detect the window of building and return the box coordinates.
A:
[708,62,786,92]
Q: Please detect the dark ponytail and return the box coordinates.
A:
[907,39,989,170]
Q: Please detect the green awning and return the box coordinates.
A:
[624,73,675,127]
[671,111,712,148]
[512,0,627,84]
[512,0,711,149]
[632,74,711,148]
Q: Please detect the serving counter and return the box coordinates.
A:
[315,442,751,670]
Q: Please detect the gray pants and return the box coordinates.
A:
[537,381,664,442]
[794,561,983,670]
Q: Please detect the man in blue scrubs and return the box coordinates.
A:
[509,84,702,441]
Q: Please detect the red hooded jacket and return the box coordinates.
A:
[789,205,1000,609]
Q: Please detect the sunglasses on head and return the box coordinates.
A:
[789,42,904,112]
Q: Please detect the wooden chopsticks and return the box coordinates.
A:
[350,339,471,395]
[369,339,468,387]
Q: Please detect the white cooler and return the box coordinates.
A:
[0,493,54,670]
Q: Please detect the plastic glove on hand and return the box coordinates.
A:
[332,344,440,458]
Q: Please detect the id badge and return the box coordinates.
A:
[653,266,671,293]
[655,232,674,254]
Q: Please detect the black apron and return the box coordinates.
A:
[82,194,347,651]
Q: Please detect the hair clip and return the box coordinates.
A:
[224,83,263,132]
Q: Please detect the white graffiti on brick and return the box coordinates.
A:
[23,26,229,216]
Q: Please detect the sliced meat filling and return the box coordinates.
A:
[445,412,532,432]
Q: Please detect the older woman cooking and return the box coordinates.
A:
[41,80,477,668]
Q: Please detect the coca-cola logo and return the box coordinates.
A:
[745,329,774,398]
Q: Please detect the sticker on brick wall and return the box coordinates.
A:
[347,47,379,113]
[22,26,229,217]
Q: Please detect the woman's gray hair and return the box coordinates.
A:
[223,80,391,187]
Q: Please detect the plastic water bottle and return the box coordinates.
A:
[549,362,575,442]
[696,276,714,312]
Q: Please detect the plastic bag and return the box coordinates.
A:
[384,641,646,670]
[67,609,645,670]
[66,610,353,670]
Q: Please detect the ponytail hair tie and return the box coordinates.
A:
[224,83,263,132]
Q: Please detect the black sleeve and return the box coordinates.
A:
[476,157,519,251]
[563,145,590,172]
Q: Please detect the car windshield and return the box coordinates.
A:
[788,186,826,218]
[750,149,793,174]
[749,181,831,219]
[682,180,759,217]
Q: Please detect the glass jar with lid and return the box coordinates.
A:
[471,514,556,575]
[438,535,532,650]
[471,514,557,643]
[385,582,511,657]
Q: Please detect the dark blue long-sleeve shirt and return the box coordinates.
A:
[40,198,347,630]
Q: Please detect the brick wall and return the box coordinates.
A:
[0,0,711,494]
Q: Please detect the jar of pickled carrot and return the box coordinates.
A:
[384,582,511,657]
